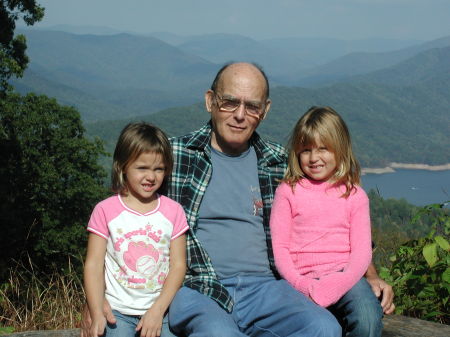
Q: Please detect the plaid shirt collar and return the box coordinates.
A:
[184,121,285,166]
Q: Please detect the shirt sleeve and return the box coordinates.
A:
[309,188,372,307]
[270,183,316,297]
[87,202,109,240]
[171,203,189,240]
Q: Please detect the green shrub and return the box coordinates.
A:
[379,202,450,324]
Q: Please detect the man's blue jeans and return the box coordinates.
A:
[169,275,342,337]
[328,278,384,337]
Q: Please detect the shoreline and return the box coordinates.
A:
[362,162,450,175]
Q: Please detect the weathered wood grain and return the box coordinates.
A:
[3,315,450,336]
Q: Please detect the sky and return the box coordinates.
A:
[23,0,450,41]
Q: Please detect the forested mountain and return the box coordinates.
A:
[293,35,450,86]
[349,46,450,86]
[164,33,314,78]
[84,36,450,168]
[151,32,420,68]
[150,33,424,83]
[13,29,217,121]
[86,81,450,168]
[259,37,421,66]
[11,28,450,168]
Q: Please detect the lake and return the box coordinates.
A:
[361,169,450,206]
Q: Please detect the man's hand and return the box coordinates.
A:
[80,300,116,337]
[365,263,395,314]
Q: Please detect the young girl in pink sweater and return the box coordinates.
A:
[270,106,383,336]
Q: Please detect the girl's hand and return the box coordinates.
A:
[136,306,164,337]
[89,315,107,337]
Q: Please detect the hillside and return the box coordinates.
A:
[173,33,314,79]
[85,78,450,168]
[13,29,217,121]
[260,37,421,68]
[12,29,434,122]
[84,35,450,168]
[293,35,450,86]
[348,46,450,86]
[10,28,449,168]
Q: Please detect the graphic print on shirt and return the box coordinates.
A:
[251,185,263,216]
[123,241,159,276]
[113,222,169,289]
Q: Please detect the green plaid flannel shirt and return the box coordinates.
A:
[167,122,287,312]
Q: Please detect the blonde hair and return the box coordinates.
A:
[284,106,361,198]
[111,122,173,195]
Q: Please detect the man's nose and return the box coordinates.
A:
[233,102,246,120]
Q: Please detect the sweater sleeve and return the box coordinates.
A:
[270,183,316,297]
[308,188,372,307]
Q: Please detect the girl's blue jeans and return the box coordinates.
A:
[328,278,384,337]
[104,310,172,337]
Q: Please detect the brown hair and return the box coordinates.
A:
[284,106,361,198]
[111,122,173,195]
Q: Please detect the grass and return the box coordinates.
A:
[0,257,84,333]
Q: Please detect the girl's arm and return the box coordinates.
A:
[270,184,315,297]
[309,190,372,307]
[84,233,108,337]
[136,234,186,337]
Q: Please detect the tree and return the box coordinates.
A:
[0,92,108,278]
[0,0,44,93]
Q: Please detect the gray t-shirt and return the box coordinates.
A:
[196,146,273,279]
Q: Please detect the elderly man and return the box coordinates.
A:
[82,62,394,337]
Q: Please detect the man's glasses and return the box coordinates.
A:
[213,92,265,118]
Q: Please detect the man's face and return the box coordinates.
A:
[205,64,271,155]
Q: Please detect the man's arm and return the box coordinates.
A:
[365,263,395,314]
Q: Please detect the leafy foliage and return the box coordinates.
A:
[0,92,108,279]
[0,0,44,92]
[379,203,450,324]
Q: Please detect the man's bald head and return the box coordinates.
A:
[210,62,270,100]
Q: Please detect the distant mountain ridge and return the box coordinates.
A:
[294,35,450,86]
[13,29,449,123]
[85,44,450,167]
[14,29,218,121]
[10,27,450,168]
[348,46,450,86]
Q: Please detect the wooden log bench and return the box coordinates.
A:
[4,315,450,337]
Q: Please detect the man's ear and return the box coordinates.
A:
[205,90,214,113]
[260,99,271,120]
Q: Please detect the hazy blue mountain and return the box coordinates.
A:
[348,46,450,86]
[173,33,314,82]
[15,26,450,157]
[259,37,422,67]
[86,79,450,168]
[148,33,422,84]
[148,31,194,45]
[15,29,218,120]
[293,35,450,86]
[21,29,217,92]
[27,24,125,35]
[12,69,126,121]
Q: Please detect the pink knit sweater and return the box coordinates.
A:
[270,179,372,307]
